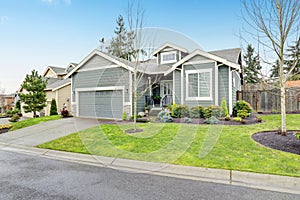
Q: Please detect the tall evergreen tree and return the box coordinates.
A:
[286,38,300,80]
[243,44,262,83]
[106,15,133,61]
[270,60,280,78]
[50,98,58,115]
[19,70,47,118]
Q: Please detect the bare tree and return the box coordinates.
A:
[243,0,300,135]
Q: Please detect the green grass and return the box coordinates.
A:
[10,115,61,131]
[38,114,300,177]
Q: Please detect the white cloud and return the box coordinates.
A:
[41,0,71,6]
[0,16,8,24]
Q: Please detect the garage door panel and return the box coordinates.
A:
[78,90,123,119]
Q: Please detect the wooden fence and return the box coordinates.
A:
[237,88,300,113]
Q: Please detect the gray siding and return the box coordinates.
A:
[135,74,148,114]
[174,70,181,104]
[218,65,229,107]
[183,63,215,107]
[72,67,130,102]
[80,55,114,70]
[232,71,241,107]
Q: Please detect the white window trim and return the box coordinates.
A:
[161,51,177,64]
[185,69,213,101]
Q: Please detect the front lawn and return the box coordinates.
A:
[38,114,300,177]
[10,115,61,131]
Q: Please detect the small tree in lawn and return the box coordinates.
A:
[19,70,47,118]
[50,98,58,115]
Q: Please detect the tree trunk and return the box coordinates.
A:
[33,111,37,118]
[133,71,137,131]
[280,86,287,136]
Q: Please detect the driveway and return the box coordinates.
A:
[0,117,9,125]
[0,117,98,146]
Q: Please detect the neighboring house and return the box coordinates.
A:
[0,94,15,113]
[18,64,74,117]
[66,43,242,119]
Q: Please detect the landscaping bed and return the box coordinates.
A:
[252,131,300,155]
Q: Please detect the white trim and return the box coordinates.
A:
[152,42,188,56]
[185,68,213,101]
[181,66,184,104]
[77,64,119,72]
[172,71,175,104]
[52,82,71,91]
[183,60,215,66]
[160,51,177,64]
[229,68,233,114]
[65,49,134,79]
[160,80,173,97]
[75,86,125,92]
[214,62,219,106]
[55,90,58,105]
[164,49,240,76]
[129,72,133,116]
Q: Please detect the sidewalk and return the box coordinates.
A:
[0,141,299,195]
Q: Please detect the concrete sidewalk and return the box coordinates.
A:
[0,117,98,146]
[0,141,299,195]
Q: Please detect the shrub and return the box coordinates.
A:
[204,116,219,124]
[240,119,247,124]
[61,109,69,118]
[9,114,20,122]
[233,117,242,122]
[158,110,173,123]
[122,112,128,121]
[221,98,229,117]
[190,105,204,118]
[0,124,12,130]
[225,114,231,121]
[172,104,189,118]
[256,117,262,122]
[203,106,222,119]
[294,132,300,140]
[237,110,249,119]
[183,117,192,123]
[6,110,12,117]
[233,100,253,117]
[50,99,58,116]
[15,100,21,110]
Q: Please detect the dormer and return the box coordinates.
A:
[152,43,189,65]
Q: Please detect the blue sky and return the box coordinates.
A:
[0,0,245,93]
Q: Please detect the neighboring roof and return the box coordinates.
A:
[164,49,241,75]
[209,48,241,64]
[45,78,71,91]
[152,42,189,56]
[65,49,135,78]
[43,66,67,77]
[285,80,300,88]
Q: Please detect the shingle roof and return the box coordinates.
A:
[49,66,67,75]
[209,48,241,64]
[45,78,71,91]
[137,59,172,74]
[285,80,300,88]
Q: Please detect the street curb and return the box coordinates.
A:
[0,142,299,195]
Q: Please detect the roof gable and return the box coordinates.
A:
[152,42,188,56]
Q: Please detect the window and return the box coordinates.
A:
[161,51,177,64]
[186,69,212,100]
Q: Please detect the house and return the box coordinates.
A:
[0,94,15,113]
[65,43,242,119]
[19,64,75,117]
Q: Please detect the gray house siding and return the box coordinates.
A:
[183,63,215,107]
[174,70,181,104]
[80,55,114,70]
[232,71,241,107]
[218,65,229,107]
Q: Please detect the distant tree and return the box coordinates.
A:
[106,15,134,61]
[50,98,58,115]
[19,70,47,118]
[243,44,261,83]
[270,60,280,78]
[286,38,300,80]
[15,100,21,110]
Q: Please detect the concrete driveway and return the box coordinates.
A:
[0,117,9,125]
[0,117,98,146]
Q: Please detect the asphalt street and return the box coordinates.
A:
[0,150,299,200]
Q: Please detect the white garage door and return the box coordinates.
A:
[78,90,123,119]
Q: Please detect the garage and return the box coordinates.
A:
[78,90,123,119]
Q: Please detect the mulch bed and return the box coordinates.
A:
[252,131,300,155]
[0,128,10,134]
[172,115,261,125]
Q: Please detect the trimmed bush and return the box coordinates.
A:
[50,99,58,116]
[6,110,12,117]
[221,98,229,117]
[233,100,253,117]
[9,114,20,122]
[172,104,189,118]
[237,110,249,119]
[203,106,222,119]
[183,117,192,123]
[130,115,142,121]
[158,110,173,123]
[204,116,219,124]
[190,105,204,118]
[15,100,21,110]
[233,117,242,122]
[122,112,128,121]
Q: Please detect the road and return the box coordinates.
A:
[0,150,299,200]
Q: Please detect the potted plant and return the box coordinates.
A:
[294,132,300,140]
[153,95,161,104]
